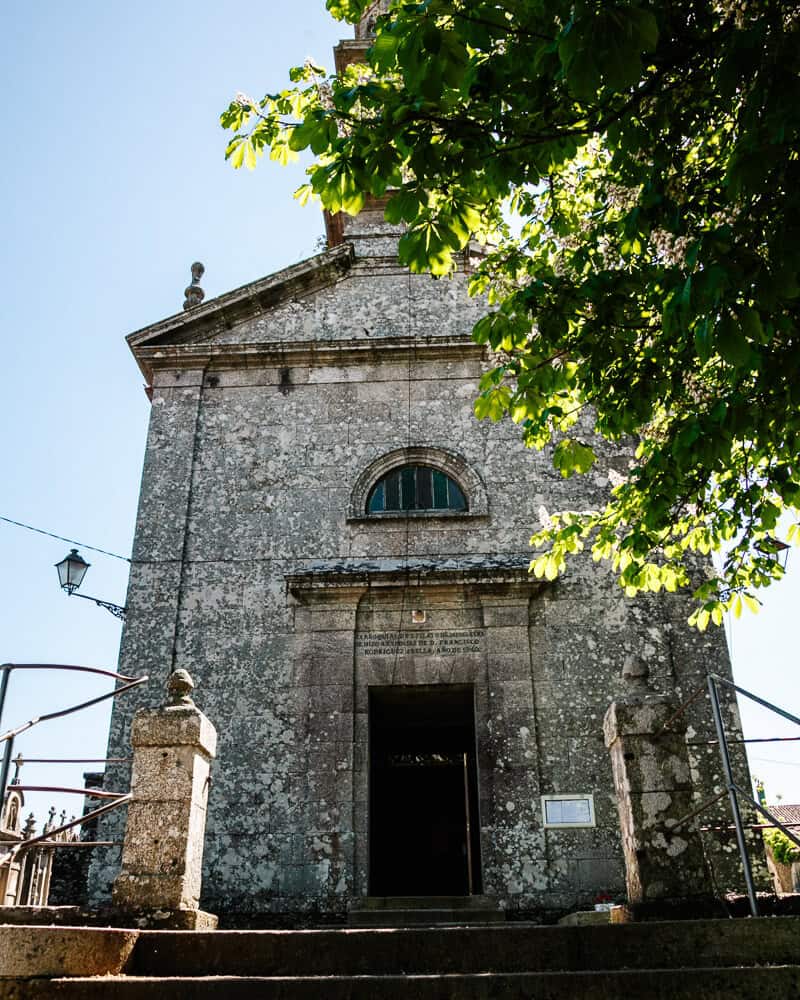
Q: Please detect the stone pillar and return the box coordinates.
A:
[112,670,218,929]
[603,656,709,905]
[479,588,544,907]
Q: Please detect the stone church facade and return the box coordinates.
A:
[89,8,751,919]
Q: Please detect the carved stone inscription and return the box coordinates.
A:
[356,629,485,657]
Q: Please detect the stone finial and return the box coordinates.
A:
[167,668,195,707]
[622,654,650,692]
[23,813,36,839]
[182,262,205,311]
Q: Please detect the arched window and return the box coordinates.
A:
[367,465,467,514]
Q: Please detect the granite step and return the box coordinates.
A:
[4,917,800,1000]
[127,918,800,978]
[13,966,800,1000]
[347,907,507,926]
[355,895,500,909]
[347,893,505,926]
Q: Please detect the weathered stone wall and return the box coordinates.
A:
[88,220,758,917]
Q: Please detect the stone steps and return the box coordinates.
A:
[127,918,800,977]
[354,895,501,909]
[347,894,505,926]
[3,917,799,999]
[348,908,507,925]
[15,967,800,999]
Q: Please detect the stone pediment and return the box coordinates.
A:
[127,238,488,384]
[127,244,355,363]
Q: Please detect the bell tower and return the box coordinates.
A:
[334,0,391,73]
[355,0,391,39]
[328,0,401,250]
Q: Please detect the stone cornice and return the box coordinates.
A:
[287,557,539,600]
[133,335,488,383]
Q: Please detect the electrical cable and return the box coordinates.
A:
[0,515,131,562]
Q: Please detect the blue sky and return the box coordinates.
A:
[1,2,797,835]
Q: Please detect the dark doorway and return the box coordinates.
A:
[369,685,482,896]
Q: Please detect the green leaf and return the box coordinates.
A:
[229,140,245,169]
[553,440,596,478]
[626,8,659,51]
[385,189,423,225]
[325,0,366,21]
[739,307,764,344]
[715,315,751,367]
[743,594,760,614]
[370,30,399,70]
[559,31,601,99]
[294,183,316,207]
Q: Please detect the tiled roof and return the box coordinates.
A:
[768,803,800,827]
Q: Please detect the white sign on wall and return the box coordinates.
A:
[541,794,596,828]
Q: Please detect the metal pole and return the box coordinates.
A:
[0,666,12,802]
[463,752,473,896]
[0,665,10,730]
[0,735,13,808]
[708,675,759,917]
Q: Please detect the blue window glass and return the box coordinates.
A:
[367,466,467,513]
[368,481,385,513]
[385,471,400,510]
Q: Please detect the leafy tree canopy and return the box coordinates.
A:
[222,0,800,627]
[765,827,800,866]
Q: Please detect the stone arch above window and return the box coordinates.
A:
[348,447,488,519]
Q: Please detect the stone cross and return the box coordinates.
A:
[112,669,218,929]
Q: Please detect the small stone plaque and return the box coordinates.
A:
[356,628,485,658]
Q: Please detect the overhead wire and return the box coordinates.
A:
[0,515,131,562]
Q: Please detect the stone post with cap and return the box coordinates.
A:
[112,669,217,929]
[603,655,709,908]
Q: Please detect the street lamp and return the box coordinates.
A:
[55,549,127,620]
[55,548,90,595]
[754,537,791,572]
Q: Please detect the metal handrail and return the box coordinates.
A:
[11,757,131,764]
[25,841,123,849]
[11,786,127,800]
[0,664,148,806]
[712,673,800,727]
[0,663,142,683]
[0,662,148,902]
[666,673,799,917]
[0,676,148,744]
[0,793,132,867]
